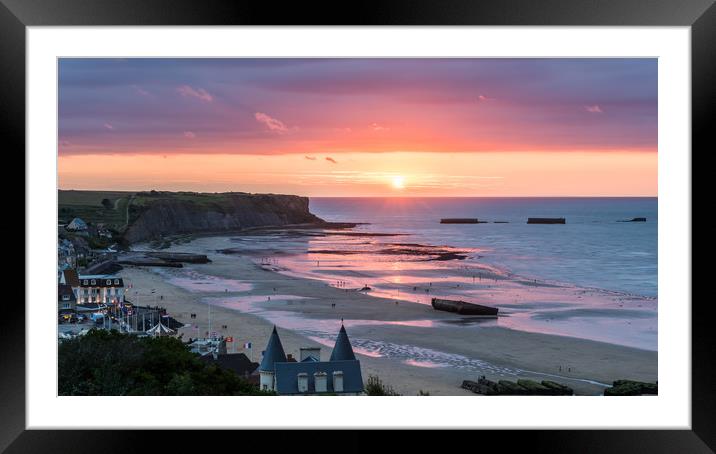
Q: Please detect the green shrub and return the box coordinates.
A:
[58,330,270,396]
[364,375,401,396]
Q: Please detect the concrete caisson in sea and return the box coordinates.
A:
[527,217,566,224]
[431,298,498,316]
[440,218,482,224]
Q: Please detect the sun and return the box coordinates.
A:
[391,175,405,189]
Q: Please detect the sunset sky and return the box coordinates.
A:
[58,58,657,197]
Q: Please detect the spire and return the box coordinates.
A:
[259,326,287,372]
[329,324,356,361]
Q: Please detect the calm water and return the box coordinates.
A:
[309,197,657,297]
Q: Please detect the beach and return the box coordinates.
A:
[118,232,657,396]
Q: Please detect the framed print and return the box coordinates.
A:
[5,0,712,451]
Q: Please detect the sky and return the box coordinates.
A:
[58,58,657,197]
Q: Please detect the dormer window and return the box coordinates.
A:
[114,279,120,285]
[83,280,88,285]
[106,280,111,285]
[297,373,309,393]
[90,279,96,285]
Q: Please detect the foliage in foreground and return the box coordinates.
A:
[364,375,401,396]
[58,330,271,396]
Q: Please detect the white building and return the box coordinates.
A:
[77,274,125,305]
[187,337,228,356]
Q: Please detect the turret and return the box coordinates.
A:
[258,326,287,391]
[329,324,356,361]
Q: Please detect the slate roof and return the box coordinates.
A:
[78,276,124,288]
[200,353,259,377]
[62,269,80,287]
[58,284,76,303]
[329,324,356,361]
[274,360,363,395]
[67,218,88,231]
[259,326,287,372]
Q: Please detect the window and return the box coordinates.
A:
[106,280,111,285]
[62,295,70,301]
[114,279,120,285]
[83,280,88,285]
[90,279,96,285]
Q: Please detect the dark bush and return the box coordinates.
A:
[58,330,271,396]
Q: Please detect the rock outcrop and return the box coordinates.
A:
[123,193,324,243]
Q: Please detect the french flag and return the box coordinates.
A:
[244,342,252,349]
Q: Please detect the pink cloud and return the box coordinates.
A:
[132,85,151,97]
[371,122,389,131]
[478,94,489,102]
[177,85,213,102]
[255,112,290,133]
[325,157,338,164]
[585,105,603,113]
[304,155,317,160]
[103,122,114,130]
[183,131,196,139]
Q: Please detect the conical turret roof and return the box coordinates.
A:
[259,326,287,371]
[329,324,356,361]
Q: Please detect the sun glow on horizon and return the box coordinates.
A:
[391,175,406,190]
[58,151,657,197]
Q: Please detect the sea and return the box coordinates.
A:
[308,197,657,298]
[204,196,657,351]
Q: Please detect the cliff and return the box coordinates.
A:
[123,192,325,243]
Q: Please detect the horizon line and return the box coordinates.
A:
[57,189,657,198]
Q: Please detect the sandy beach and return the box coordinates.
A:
[117,233,657,396]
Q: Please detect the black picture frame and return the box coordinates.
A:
[4,0,710,451]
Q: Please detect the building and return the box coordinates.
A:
[187,337,228,356]
[77,274,125,305]
[66,217,88,232]
[58,284,77,315]
[58,238,77,272]
[59,269,81,300]
[199,353,260,382]
[258,325,364,395]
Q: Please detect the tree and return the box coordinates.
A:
[101,198,113,209]
[364,375,401,396]
[58,330,271,396]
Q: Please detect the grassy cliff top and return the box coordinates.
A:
[58,190,302,231]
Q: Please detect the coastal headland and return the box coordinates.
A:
[61,190,657,395]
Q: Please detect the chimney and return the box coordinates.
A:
[297,373,308,393]
[300,347,321,362]
[314,371,328,393]
[333,371,344,393]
